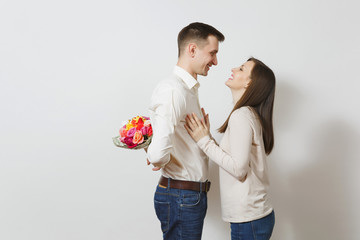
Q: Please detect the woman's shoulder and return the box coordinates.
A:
[232,107,255,120]
[230,107,259,127]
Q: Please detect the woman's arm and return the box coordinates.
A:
[186,109,252,181]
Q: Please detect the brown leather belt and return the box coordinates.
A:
[159,176,211,193]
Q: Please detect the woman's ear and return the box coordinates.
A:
[244,79,251,89]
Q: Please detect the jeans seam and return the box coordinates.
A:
[165,202,170,232]
[178,201,182,240]
[154,200,170,233]
[251,221,257,240]
[180,193,201,207]
[155,192,180,198]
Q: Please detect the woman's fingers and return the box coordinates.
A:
[184,122,196,140]
[201,108,206,117]
[201,108,210,128]
[186,113,207,135]
[192,113,204,127]
[201,108,207,121]
[184,122,191,133]
[186,115,195,130]
[185,112,210,143]
[205,114,210,128]
[187,113,200,128]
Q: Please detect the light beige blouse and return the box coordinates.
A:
[197,107,273,222]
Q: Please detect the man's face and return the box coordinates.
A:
[193,35,219,76]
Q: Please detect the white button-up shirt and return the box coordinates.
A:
[147,66,209,182]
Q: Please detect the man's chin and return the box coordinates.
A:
[199,71,209,76]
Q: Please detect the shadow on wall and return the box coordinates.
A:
[271,81,358,240]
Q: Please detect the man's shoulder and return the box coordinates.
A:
[150,74,187,104]
[153,74,186,93]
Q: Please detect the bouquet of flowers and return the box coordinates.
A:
[112,116,153,149]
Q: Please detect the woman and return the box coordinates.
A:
[185,57,276,240]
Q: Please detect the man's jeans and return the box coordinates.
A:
[154,183,208,240]
[230,211,275,240]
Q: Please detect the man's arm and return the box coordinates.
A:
[144,148,161,171]
[146,84,185,169]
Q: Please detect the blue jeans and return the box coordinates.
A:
[230,211,275,240]
[154,183,208,240]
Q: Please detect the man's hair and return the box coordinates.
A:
[177,22,225,57]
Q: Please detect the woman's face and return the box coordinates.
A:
[225,60,255,90]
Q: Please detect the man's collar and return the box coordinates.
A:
[173,66,200,90]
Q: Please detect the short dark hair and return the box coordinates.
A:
[177,22,225,57]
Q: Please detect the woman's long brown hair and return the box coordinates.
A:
[218,57,276,155]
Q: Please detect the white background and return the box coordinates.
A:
[1,0,360,239]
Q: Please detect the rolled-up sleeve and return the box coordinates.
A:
[196,110,253,181]
[147,83,185,168]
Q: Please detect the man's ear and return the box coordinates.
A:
[188,43,197,58]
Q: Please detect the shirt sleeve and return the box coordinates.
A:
[146,83,185,168]
[196,109,253,181]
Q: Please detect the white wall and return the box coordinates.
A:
[1,0,359,239]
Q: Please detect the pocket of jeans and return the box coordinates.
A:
[154,200,170,233]
[181,193,201,207]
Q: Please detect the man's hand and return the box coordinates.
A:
[147,158,161,171]
[144,148,160,171]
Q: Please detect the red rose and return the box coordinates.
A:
[136,117,144,130]
[123,137,137,148]
[147,126,153,137]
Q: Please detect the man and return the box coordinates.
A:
[146,22,225,240]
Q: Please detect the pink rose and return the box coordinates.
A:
[119,127,128,138]
[127,127,137,137]
[133,130,144,144]
[141,126,148,136]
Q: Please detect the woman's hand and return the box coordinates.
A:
[185,108,210,142]
[201,108,210,130]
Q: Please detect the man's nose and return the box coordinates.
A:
[212,55,218,66]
